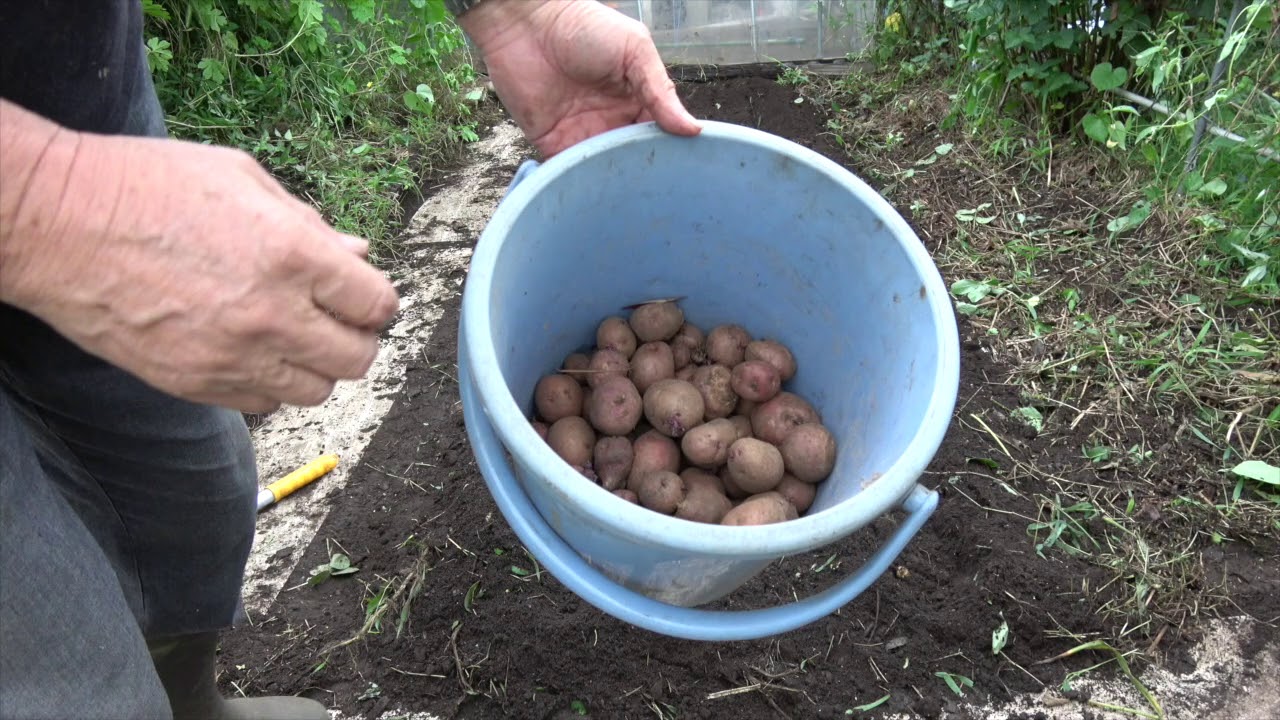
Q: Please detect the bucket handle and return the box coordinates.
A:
[459,349,940,642]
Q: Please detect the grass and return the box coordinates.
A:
[802,60,1279,657]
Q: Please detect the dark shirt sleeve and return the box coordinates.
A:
[0,0,144,134]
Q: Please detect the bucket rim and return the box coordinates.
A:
[461,120,960,557]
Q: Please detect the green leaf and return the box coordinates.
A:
[1084,446,1112,463]
[570,700,588,715]
[141,0,171,21]
[1090,62,1128,91]
[1012,407,1044,434]
[329,553,351,571]
[330,567,360,576]
[307,567,331,586]
[349,0,376,23]
[510,565,531,577]
[992,619,1009,655]
[847,694,891,713]
[1231,461,1279,486]
[1080,112,1111,142]
[935,143,953,156]
[1198,178,1228,197]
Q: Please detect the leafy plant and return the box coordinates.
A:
[934,671,975,697]
[307,552,359,586]
[142,0,482,257]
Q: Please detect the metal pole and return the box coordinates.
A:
[635,0,644,26]
[749,0,759,61]
[817,0,825,57]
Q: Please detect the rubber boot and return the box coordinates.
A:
[148,632,328,720]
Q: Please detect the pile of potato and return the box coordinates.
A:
[529,299,837,526]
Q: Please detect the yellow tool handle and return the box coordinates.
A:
[264,453,339,504]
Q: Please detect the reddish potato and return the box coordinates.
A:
[680,468,725,496]
[643,379,705,438]
[725,438,785,494]
[670,323,706,368]
[562,352,592,382]
[629,341,675,394]
[690,364,738,419]
[780,423,838,483]
[531,421,549,441]
[596,316,638,358]
[776,473,817,514]
[721,492,798,526]
[676,480,733,524]
[585,375,643,436]
[628,430,681,488]
[534,373,583,423]
[730,360,781,403]
[593,436,634,491]
[634,471,685,514]
[547,416,594,468]
[706,324,751,367]
[680,418,738,469]
[674,365,696,382]
[745,340,797,382]
[728,415,753,441]
[587,348,630,388]
[629,301,684,342]
[719,466,750,500]
[613,489,639,504]
[571,464,598,482]
[750,392,821,446]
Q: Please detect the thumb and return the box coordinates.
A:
[335,233,370,258]
[627,39,702,137]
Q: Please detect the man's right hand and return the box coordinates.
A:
[0,100,400,413]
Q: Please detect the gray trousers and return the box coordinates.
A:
[0,47,258,720]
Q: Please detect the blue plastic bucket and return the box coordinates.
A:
[458,120,959,641]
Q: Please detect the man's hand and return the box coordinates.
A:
[459,0,701,157]
[1,101,399,413]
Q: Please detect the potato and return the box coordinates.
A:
[674,365,696,382]
[725,437,785,494]
[680,468,725,496]
[629,300,684,342]
[690,364,738,419]
[750,392,821,446]
[719,466,750,500]
[587,348,630,388]
[676,480,733,524]
[571,464,598,482]
[642,379,705,438]
[745,340,797,382]
[721,491,798,526]
[613,488,639,504]
[629,341,675,394]
[628,430,681,488]
[706,324,751,367]
[728,415,753,441]
[547,416,594,468]
[671,323,706,369]
[531,420,549,441]
[680,418,738,469]
[585,375,643,436]
[562,352,592,382]
[534,373,583,423]
[776,473,817,514]
[634,471,685,514]
[735,398,759,418]
[730,360,781,403]
[593,436,634,491]
[780,423,838,483]
[596,316,638,358]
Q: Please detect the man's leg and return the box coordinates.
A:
[0,389,172,720]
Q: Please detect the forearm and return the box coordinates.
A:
[0,99,83,308]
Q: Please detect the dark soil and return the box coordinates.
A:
[218,75,1280,719]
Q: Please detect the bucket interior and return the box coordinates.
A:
[478,127,951,518]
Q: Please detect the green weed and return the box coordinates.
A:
[143,0,484,258]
